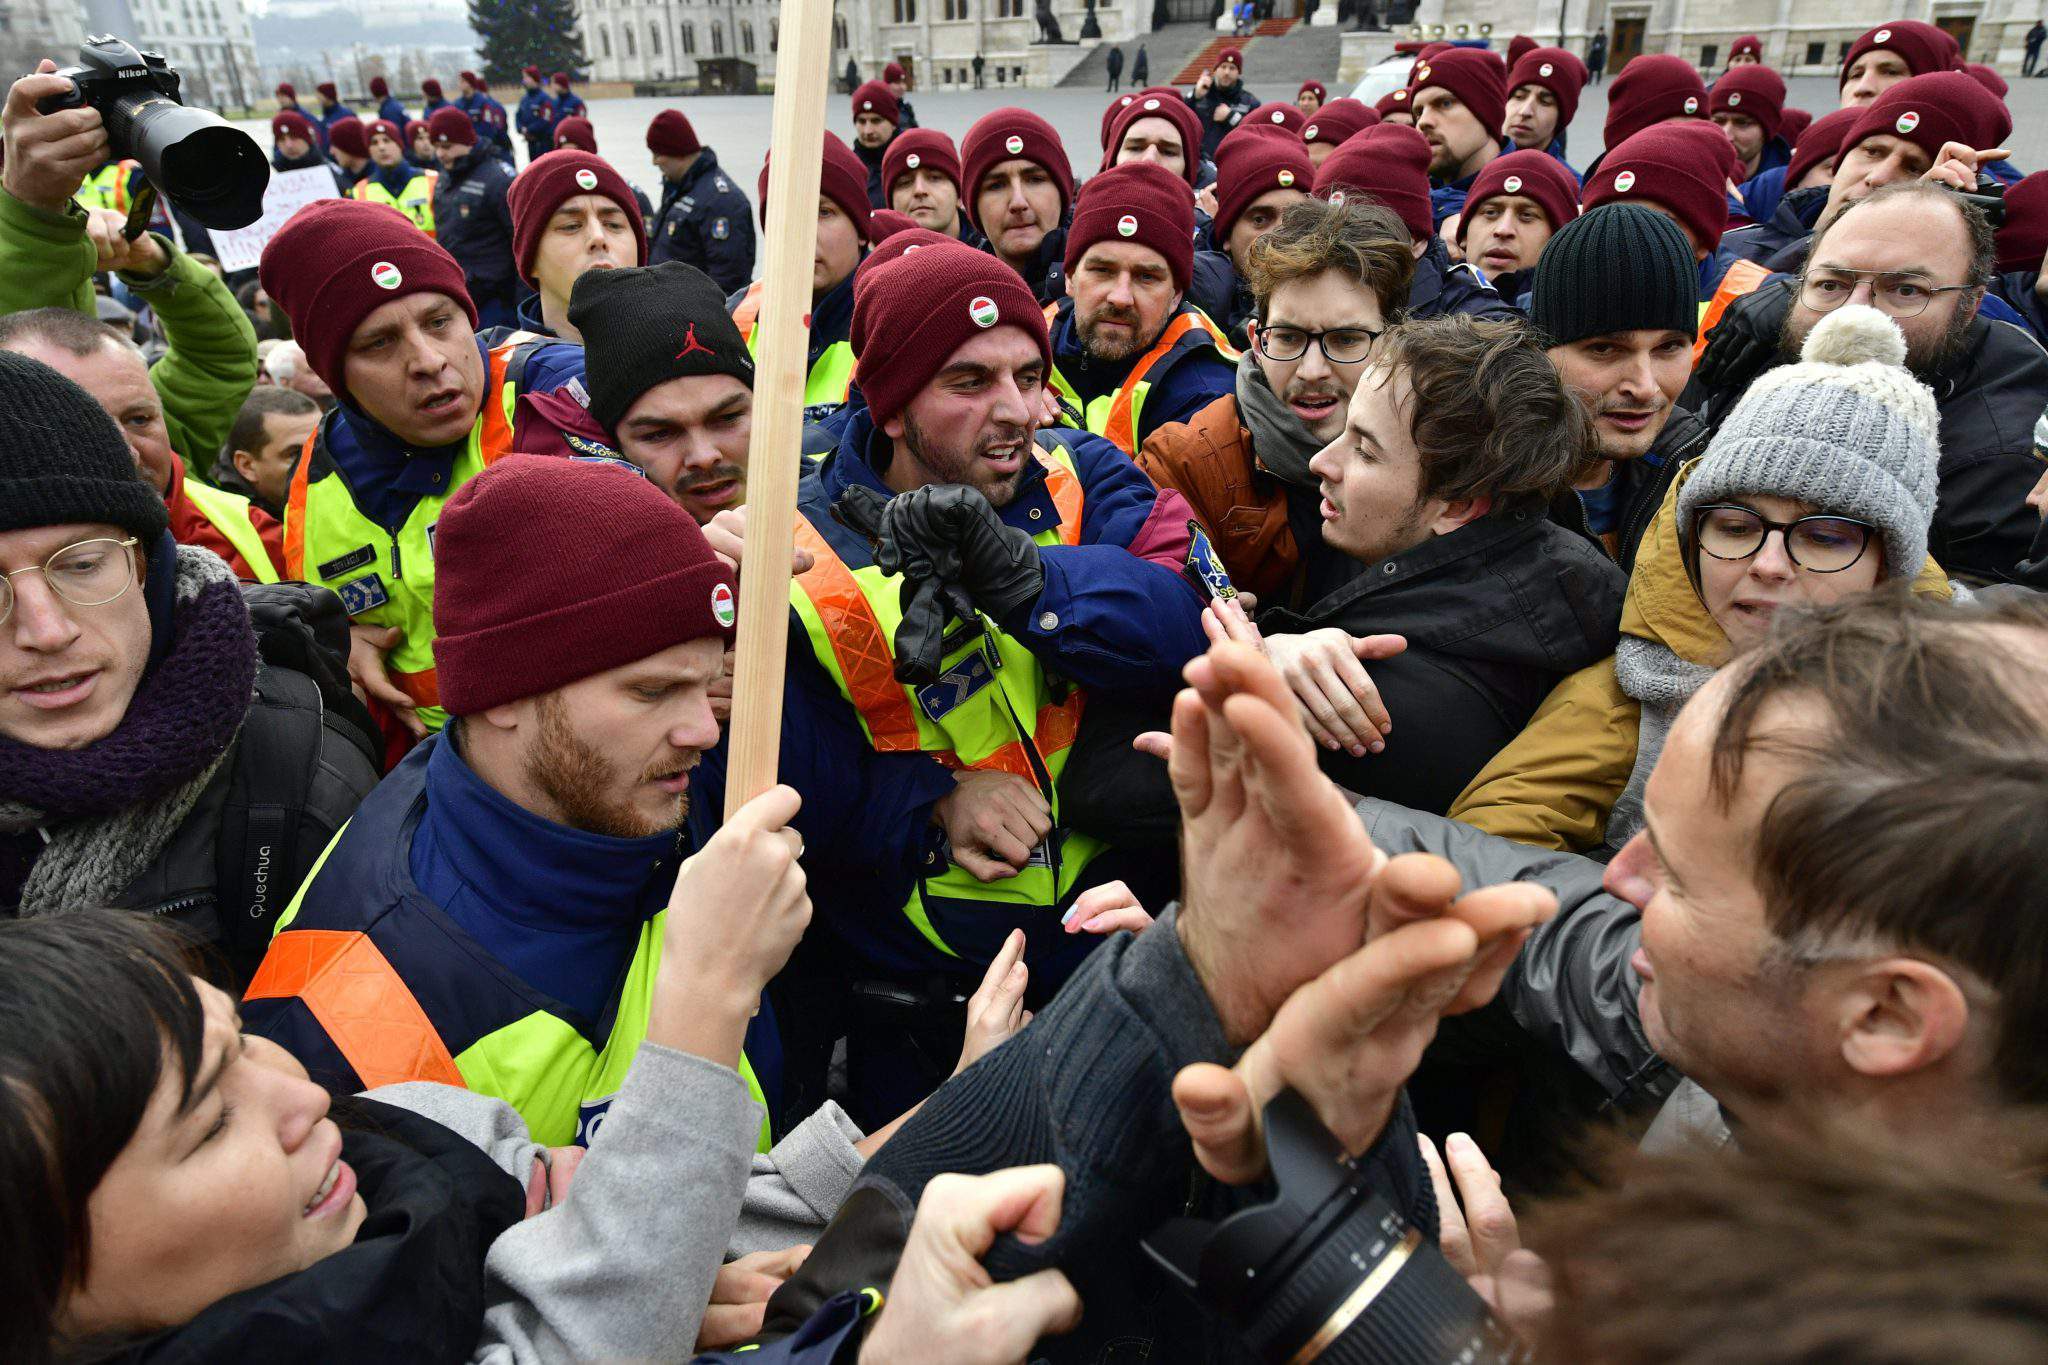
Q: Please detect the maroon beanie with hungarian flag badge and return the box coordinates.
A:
[433,454,738,716]
[1063,160,1196,294]
[259,198,475,402]
[852,239,1048,427]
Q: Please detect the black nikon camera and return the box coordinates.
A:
[35,35,268,230]
[1144,1090,1527,1363]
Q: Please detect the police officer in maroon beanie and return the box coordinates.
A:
[427,107,519,328]
[325,116,370,191]
[881,127,979,246]
[1504,45,1587,166]
[848,79,901,208]
[690,237,1208,1125]
[260,199,590,743]
[960,108,1075,303]
[504,149,647,342]
[645,108,755,293]
[1045,161,1235,454]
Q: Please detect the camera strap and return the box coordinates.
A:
[123,182,157,242]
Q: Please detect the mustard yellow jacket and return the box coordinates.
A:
[1447,459,1954,852]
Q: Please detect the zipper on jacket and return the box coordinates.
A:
[150,894,214,919]
[390,535,403,582]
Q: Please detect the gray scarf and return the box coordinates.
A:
[1233,349,1325,491]
[1603,635,1718,856]
[1,548,246,916]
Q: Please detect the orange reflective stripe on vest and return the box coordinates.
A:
[965,694,1086,781]
[244,929,466,1089]
[282,429,318,579]
[733,281,764,343]
[792,515,924,751]
[1695,259,1772,365]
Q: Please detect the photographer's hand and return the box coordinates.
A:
[1172,865,1551,1184]
[3,61,110,214]
[84,208,167,276]
[1918,140,2012,191]
[1419,1132,1554,1341]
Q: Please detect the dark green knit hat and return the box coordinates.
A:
[1529,203,1698,349]
[0,350,168,542]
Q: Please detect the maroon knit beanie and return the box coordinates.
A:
[259,199,476,401]
[1582,123,1730,251]
[553,116,596,152]
[1996,171,2048,271]
[1409,47,1508,140]
[1212,127,1313,243]
[1603,54,1708,151]
[1843,72,2011,168]
[1215,47,1243,72]
[1246,101,1306,136]
[864,209,923,245]
[433,454,737,716]
[553,73,571,88]
[429,106,477,147]
[755,132,871,238]
[365,118,403,149]
[884,61,907,83]
[327,117,369,160]
[961,108,1074,229]
[1506,34,1538,67]
[1101,93,1137,148]
[421,79,443,99]
[1302,97,1378,148]
[882,127,962,199]
[1063,160,1196,294]
[1374,87,1412,119]
[1967,63,2009,98]
[1730,35,1763,62]
[271,109,318,144]
[522,65,541,81]
[1456,148,1580,242]
[1710,65,1786,140]
[1507,47,1585,129]
[371,76,390,98]
[1101,93,1205,186]
[851,79,900,127]
[1839,20,1961,86]
[404,119,429,148]
[1409,43,1451,84]
[508,150,648,286]
[1314,124,1432,242]
[276,82,295,99]
[318,81,339,102]
[1779,106,1813,145]
[1786,105,1860,187]
[853,239,1049,427]
[1299,80,1326,103]
[460,71,481,89]
[646,109,701,158]
[853,227,974,350]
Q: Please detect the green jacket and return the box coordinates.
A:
[0,187,257,480]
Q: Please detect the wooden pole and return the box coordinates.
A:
[722,0,837,819]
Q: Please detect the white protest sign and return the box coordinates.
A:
[210,167,340,272]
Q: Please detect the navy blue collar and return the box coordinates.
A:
[418,731,678,936]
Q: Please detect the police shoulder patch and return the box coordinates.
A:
[715,174,732,192]
[1183,521,1237,601]
[712,217,730,239]
[336,573,390,617]
[916,649,996,721]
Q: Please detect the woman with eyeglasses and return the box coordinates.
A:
[0,354,378,985]
[1450,304,1958,855]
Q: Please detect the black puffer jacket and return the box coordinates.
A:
[1258,495,1628,812]
[1690,277,2048,586]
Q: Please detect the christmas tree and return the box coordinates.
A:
[469,0,588,85]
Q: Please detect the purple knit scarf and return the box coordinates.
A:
[0,553,257,821]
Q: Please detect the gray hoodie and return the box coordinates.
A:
[374,1045,865,1362]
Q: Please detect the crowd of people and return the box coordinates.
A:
[5,21,2048,1364]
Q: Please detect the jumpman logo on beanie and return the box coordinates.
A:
[675,323,714,361]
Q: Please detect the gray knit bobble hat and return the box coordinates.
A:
[1678,305,1940,581]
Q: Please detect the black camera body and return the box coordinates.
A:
[1144,1090,1525,1364]
[37,35,268,230]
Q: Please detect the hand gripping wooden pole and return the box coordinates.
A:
[723,0,836,820]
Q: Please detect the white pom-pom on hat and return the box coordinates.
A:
[1800,302,1907,368]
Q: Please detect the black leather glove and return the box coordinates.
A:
[1696,277,1794,401]
[834,483,1046,686]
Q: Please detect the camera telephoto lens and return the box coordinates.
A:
[1144,1090,1527,1364]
